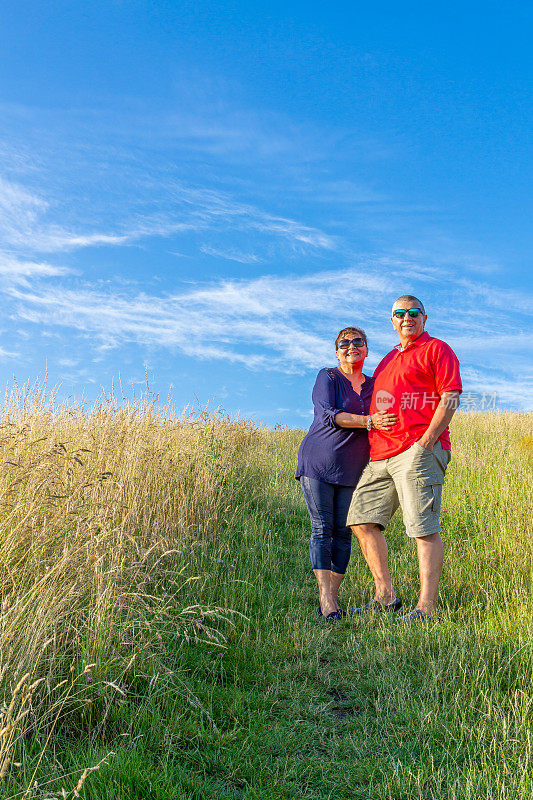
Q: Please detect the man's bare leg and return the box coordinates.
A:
[415,532,443,615]
[351,523,396,603]
[313,569,338,616]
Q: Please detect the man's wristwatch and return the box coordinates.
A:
[366,415,373,431]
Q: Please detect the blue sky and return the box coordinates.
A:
[0,0,531,426]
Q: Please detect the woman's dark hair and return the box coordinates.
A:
[335,326,367,350]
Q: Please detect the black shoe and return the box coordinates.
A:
[318,606,347,620]
[399,607,439,624]
[353,596,403,615]
[323,610,345,622]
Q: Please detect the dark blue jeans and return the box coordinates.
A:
[300,476,355,574]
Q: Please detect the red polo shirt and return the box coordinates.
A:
[369,331,462,461]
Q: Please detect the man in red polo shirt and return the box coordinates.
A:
[346,295,462,622]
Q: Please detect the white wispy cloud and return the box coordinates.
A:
[7,267,389,372]
[0,254,70,279]
[0,345,19,359]
[458,366,532,411]
[0,176,48,219]
[163,183,337,251]
[248,216,336,250]
[57,358,80,368]
[457,279,533,316]
[7,263,532,409]
[0,176,127,252]
[0,173,336,258]
[200,245,262,264]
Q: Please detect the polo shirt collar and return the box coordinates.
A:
[394,330,431,352]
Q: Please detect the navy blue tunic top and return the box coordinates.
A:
[296,368,374,487]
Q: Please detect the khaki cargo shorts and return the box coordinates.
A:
[346,441,451,538]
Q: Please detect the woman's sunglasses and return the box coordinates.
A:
[392,308,424,319]
[337,338,366,349]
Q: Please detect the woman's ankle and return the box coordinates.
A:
[320,596,337,616]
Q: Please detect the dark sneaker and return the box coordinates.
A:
[318,606,347,619]
[353,596,403,615]
[323,610,345,622]
[399,608,439,624]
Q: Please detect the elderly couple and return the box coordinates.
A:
[296,295,462,622]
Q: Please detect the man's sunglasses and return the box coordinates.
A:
[392,308,424,319]
[337,337,366,349]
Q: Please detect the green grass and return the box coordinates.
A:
[1,410,532,799]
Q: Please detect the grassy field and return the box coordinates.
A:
[0,388,531,799]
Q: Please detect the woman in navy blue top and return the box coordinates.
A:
[296,327,397,621]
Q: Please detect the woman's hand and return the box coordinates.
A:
[371,411,398,430]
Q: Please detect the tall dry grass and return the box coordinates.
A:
[0,383,260,778]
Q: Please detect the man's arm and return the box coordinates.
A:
[418,391,461,451]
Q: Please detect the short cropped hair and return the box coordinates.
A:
[392,295,426,314]
[335,326,368,350]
